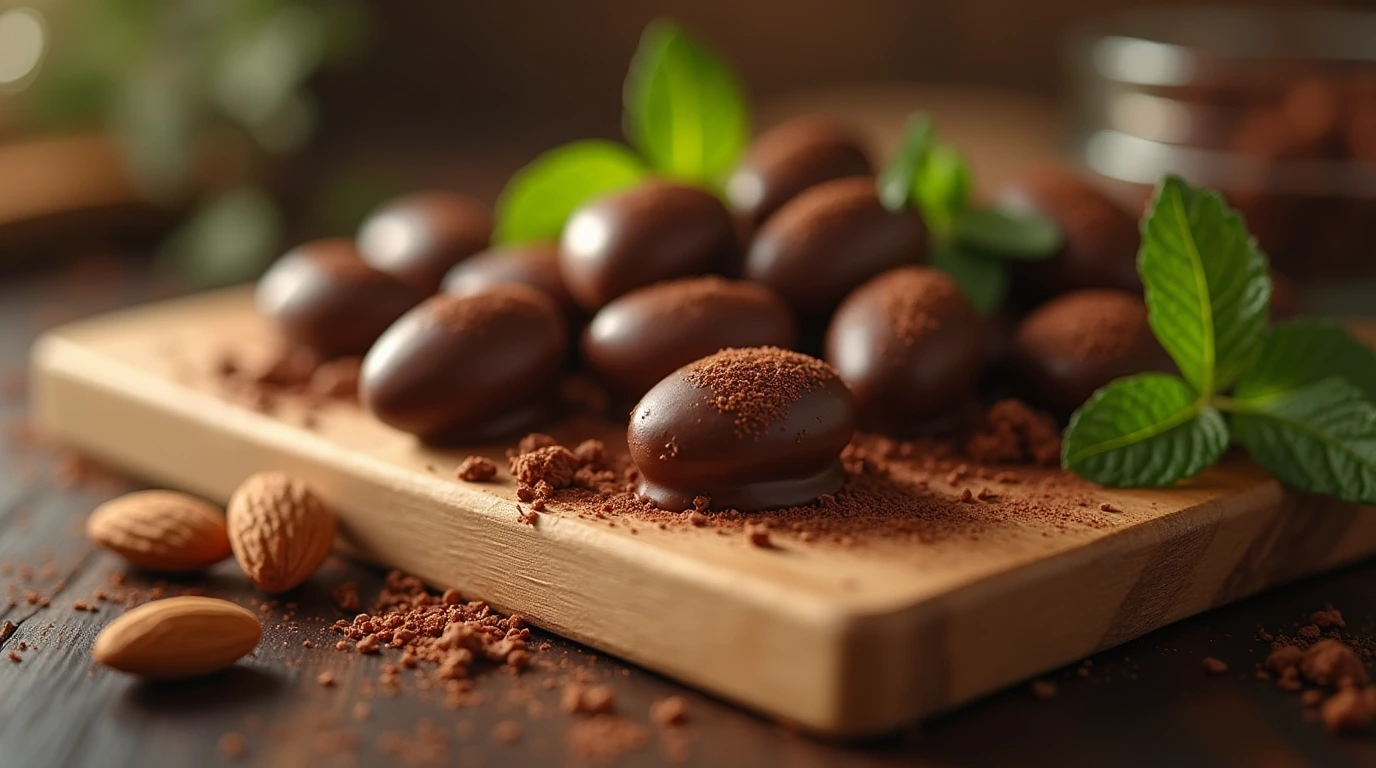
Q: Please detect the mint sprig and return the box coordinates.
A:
[877,114,1061,315]
[494,21,747,244]
[1063,175,1376,504]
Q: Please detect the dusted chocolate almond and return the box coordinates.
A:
[726,116,872,228]
[583,277,796,398]
[1010,289,1173,417]
[358,191,493,293]
[256,239,422,357]
[745,177,926,318]
[559,181,738,312]
[997,170,1141,303]
[442,243,580,322]
[360,285,568,443]
[825,266,984,434]
[628,347,855,512]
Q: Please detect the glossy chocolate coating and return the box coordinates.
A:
[628,347,855,512]
[726,116,872,228]
[745,177,927,318]
[998,169,1141,304]
[256,239,422,358]
[359,285,568,443]
[559,181,738,312]
[1010,289,1173,417]
[442,243,580,322]
[357,191,493,293]
[824,266,984,434]
[583,277,796,399]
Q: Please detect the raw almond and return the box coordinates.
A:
[92,596,261,678]
[227,472,336,593]
[86,490,232,572]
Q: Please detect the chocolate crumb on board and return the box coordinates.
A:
[456,456,498,482]
[649,696,690,726]
[1202,657,1228,675]
[1312,609,1346,629]
[745,524,772,548]
[516,507,539,527]
[563,683,617,715]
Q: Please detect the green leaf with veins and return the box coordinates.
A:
[1062,373,1228,487]
[623,20,749,187]
[1228,378,1376,504]
[1138,176,1271,396]
[876,113,934,213]
[929,242,1008,317]
[494,140,648,245]
[1233,320,1376,403]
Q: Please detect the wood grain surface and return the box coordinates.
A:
[29,286,1376,736]
[5,259,1376,766]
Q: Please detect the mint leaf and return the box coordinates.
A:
[624,20,748,187]
[877,113,933,213]
[494,140,648,245]
[1228,378,1376,504]
[1139,175,1271,396]
[929,242,1007,317]
[912,144,970,235]
[955,207,1062,261]
[1234,320,1376,403]
[1063,373,1228,487]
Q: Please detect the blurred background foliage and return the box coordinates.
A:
[7,0,369,284]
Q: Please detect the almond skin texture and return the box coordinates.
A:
[92,596,261,678]
[227,472,336,593]
[86,490,232,572]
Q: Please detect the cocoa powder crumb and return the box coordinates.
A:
[1267,646,1305,674]
[649,696,689,726]
[1202,657,1228,675]
[1301,640,1369,687]
[965,400,1061,466]
[456,457,498,482]
[1321,688,1376,734]
[1298,624,1322,639]
[317,671,336,687]
[745,524,772,548]
[7,652,20,663]
[1312,609,1346,629]
[562,683,617,715]
[1099,502,1118,513]
[332,582,360,612]
[510,446,580,489]
[516,507,539,527]
[958,488,975,504]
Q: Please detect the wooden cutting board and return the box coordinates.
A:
[30,287,1376,736]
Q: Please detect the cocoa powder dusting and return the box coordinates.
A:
[684,347,838,438]
[965,400,1062,466]
[455,456,498,483]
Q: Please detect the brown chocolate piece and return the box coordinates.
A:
[256,239,422,357]
[628,347,855,511]
[357,191,492,293]
[997,169,1141,303]
[559,181,737,312]
[825,266,984,435]
[745,177,926,318]
[582,276,796,399]
[441,242,580,323]
[360,286,567,443]
[726,116,872,228]
[1010,289,1173,417]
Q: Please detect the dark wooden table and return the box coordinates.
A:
[2,257,1375,768]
